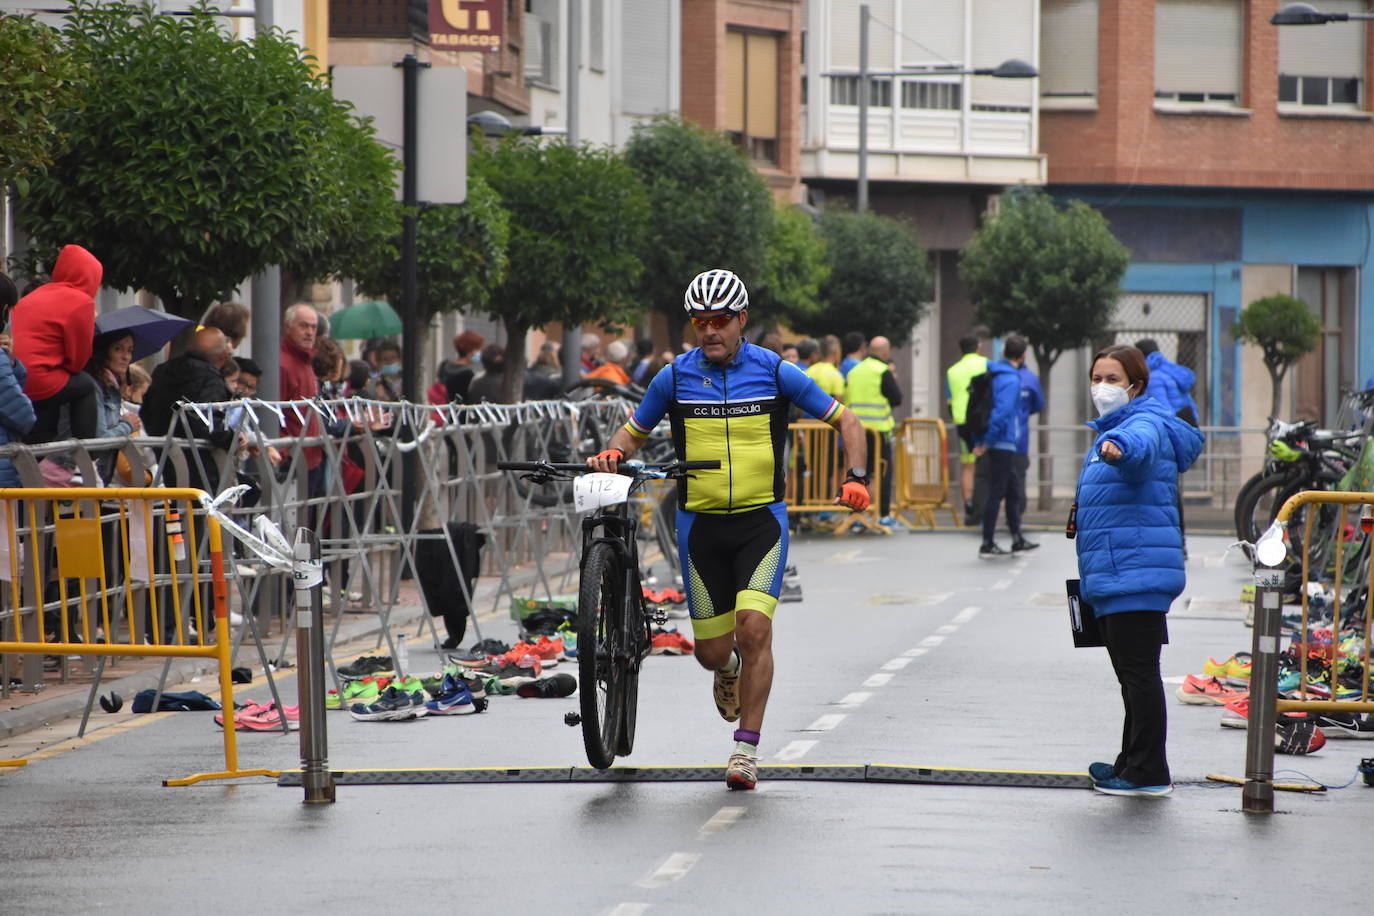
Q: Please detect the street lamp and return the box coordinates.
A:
[822,4,1038,212]
[465,110,568,137]
[1271,2,1374,24]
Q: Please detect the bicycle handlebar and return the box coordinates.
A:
[497,459,721,475]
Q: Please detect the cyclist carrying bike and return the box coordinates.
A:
[587,268,871,790]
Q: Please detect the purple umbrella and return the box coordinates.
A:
[94,306,194,360]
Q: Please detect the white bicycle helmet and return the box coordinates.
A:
[684,268,749,314]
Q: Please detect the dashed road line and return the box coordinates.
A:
[837,691,873,707]
[952,606,982,625]
[918,635,944,648]
[607,905,650,916]
[775,739,817,760]
[699,806,746,837]
[881,656,913,670]
[636,853,701,889]
[902,647,928,658]
[863,672,893,687]
[802,713,846,731]
[991,578,1012,590]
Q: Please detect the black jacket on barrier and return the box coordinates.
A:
[141,350,235,492]
[415,522,486,649]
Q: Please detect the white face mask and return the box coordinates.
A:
[1091,382,1131,416]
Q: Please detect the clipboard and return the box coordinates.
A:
[1066,579,1104,648]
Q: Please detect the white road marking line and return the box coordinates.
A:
[882,656,914,670]
[607,905,650,916]
[991,578,1012,591]
[803,713,846,731]
[918,635,944,648]
[698,806,746,836]
[837,691,873,706]
[776,739,817,761]
[902,647,928,658]
[864,672,893,687]
[936,624,959,634]
[636,853,702,889]
[951,606,982,625]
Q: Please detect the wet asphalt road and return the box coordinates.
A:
[4,527,1372,915]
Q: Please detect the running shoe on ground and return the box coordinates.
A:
[725,751,758,791]
[515,672,578,698]
[350,685,427,721]
[337,655,395,678]
[1314,711,1374,739]
[978,542,1011,559]
[651,630,694,655]
[1088,761,1116,781]
[424,676,478,715]
[440,665,488,699]
[1010,537,1039,553]
[338,676,387,709]
[714,660,740,722]
[1092,776,1172,797]
[1275,716,1325,754]
[235,706,300,731]
[446,639,511,664]
[1175,675,1246,706]
[779,582,803,603]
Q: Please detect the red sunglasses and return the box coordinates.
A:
[690,313,737,330]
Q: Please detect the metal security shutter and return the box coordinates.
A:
[1111,292,1210,423]
[901,0,965,67]
[1279,0,1364,79]
[746,32,780,139]
[1155,0,1242,97]
[589,0,605,71]
[622,0,671,114]
[726,30,747,132]
[1040,0,1098,97]
[831,0,894,70]
[971,0,1035,107]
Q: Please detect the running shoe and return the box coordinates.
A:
[1091,776,1172,797]
[350,685,426,721]
[424,676,478,716]
[1314,711,1374,739]
[1219,696,1249,729]
[1203,654,1252,687]
[337,677,385,709]
[441,665,488,699]
[651,630,694,655]
[337,655,395,678]
[236,706,301,731]
[1175,675,1246,706]
[725,751,758,791]
[713,659,741,722]
[978,542,1011,559]
[1088,761,1116,781]
[1010,537,1040,553]
[515,672,578,698]
[1275,716,1325,755]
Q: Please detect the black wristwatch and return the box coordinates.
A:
[845,466,870,485]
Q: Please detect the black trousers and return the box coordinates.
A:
[1101,611,1170,786]
[980,448,1022,544]
[867,430,894,518]
[27,371,98,444]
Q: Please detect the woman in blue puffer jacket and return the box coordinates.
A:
[1076,344,1205,798]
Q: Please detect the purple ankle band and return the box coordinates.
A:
[733,729,761,745]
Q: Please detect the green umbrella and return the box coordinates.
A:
[328,300,403,340]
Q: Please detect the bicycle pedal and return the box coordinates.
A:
[563,711,582,727]
[651,608,669,625]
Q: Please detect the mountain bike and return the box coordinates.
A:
[496,457,719,769]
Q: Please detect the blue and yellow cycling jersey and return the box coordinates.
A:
[625,342,842,514]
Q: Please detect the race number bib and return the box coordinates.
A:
[574,473,632,513]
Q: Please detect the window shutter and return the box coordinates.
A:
[1155,0,1242,97]
[900,0,965,68]
[524,13,545,82]
[746,33,780,139]
[971,0,1035,107]
[1040,0,1098,96]
[831,0,894,70]
[589,0,605,71]
[726,30,747,132]
[622,0,671,114]
[1279,0,1364,79]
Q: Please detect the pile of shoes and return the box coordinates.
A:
[643,586,690,619]
[215,700,300,731]
[650,626,693,655]
[447,635,572,696]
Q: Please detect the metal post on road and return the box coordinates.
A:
[857,3,870,213]
[1242,524,1287,813]
[561,0,584,389]
[293,528,335,805]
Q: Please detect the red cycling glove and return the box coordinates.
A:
[837,480,871,512]
[590,447,625,469]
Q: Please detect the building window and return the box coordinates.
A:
[524,0,559,87]
[1278,0,1364,109]
[828,75,892,107]
[589,0,605,72]
[900,80,961,110]
[1154,0,1243,106]
[727,29,781,163]
[1040,0,1098,100]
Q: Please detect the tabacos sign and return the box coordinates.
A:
[430,0,504,52]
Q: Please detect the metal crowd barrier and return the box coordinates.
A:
[1244,489,1373,812]
[0,487,273,784]
[893,418,957,529]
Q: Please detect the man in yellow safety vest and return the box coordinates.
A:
[844,335,902,524]
[946,331,989,525]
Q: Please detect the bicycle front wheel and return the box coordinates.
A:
[579,541,625,769]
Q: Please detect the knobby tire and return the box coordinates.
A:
[579,541,625,769]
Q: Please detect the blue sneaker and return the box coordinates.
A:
[425,675,477,716]
[1088,762,1116,782]
[1092,775,1172,797]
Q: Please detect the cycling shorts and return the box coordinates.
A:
[677,502,788,640]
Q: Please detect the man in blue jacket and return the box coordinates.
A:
[972,348,1036,558]
[1135,339,1198,427]
[1005,334,1044,518]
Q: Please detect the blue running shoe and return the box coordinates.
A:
[425,675,477,716]
[1088,762,1116,782]
[1092,776,1172,797]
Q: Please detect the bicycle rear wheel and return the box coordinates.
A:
[616,590,648,757]
[579,541,625,769]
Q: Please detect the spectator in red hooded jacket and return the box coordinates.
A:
[12,244,102,443]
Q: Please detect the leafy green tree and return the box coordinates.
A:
[959,186,1129,508]
[0,15,83,197]
[353,175,510,317]
[469,136,649,401]
[804,208,931,344]
[1234,294,1323,419]
[751,203,829,332]
[14,1,399,318]
[623,116,772,350]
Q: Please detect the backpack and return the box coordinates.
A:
[963,371,993,440]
